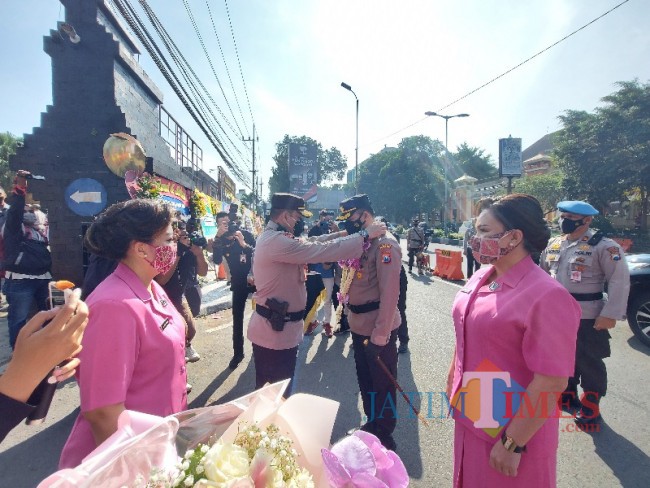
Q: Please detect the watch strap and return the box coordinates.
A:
[501,431,526,453]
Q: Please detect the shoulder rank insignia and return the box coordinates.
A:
[606,246,621,261]
[550,242,561,250]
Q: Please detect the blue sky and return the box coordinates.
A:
[1,0,648,196]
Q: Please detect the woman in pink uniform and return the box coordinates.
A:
[448,194,581,487]
[59,199,186,468]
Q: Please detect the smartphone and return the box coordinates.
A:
[48,282,67,310]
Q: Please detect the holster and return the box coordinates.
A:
[265,298,289,332]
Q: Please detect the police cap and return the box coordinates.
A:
[557,200,599,216]
[271,193,313,218]
[336,194,374,221]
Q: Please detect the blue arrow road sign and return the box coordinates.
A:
[65,178,108,217]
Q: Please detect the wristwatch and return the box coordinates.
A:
[359,229,369,240]
[501,431,526,453]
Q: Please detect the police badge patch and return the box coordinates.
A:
[606,246,621,261]
[379,243,392,263]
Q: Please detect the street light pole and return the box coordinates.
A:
[424,111,469,232]
[341,82,359,193]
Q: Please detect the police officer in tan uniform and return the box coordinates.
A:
[540,201,630,427]
[336,195,402,450]
[247,193,386,397]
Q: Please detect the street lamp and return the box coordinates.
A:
[341,82,359,193]
[424,111,470,231]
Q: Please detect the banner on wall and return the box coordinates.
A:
[155,176,191,215]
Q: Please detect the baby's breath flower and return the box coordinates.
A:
[200,444,209,453]
[183,475,194,487]
[184,449,195,459]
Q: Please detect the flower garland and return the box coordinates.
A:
[134,172,162,200]
[137,423,314,488]
[334,238,372,327]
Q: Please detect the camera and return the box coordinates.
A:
[189,231,207,248]
[227,222,239,234]
[319,220,331,233]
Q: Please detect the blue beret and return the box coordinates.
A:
[557,200,599,216]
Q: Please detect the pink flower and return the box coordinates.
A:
[321,432,408,488]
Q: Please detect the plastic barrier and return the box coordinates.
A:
[433,249,465,280]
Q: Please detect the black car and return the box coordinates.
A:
[626,253,650,347]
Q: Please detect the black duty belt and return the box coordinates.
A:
[255,304,304,322]
[348,301,380,314]
[570,292,604,302]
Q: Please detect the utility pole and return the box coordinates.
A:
[242,124,258,208]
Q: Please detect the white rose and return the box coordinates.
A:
[287,469,314,488]
[202,442,251,487]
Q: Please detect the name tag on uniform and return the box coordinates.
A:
[160,318,170,331]
[570,270,582,282]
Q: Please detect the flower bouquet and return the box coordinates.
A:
[39,381,408,487]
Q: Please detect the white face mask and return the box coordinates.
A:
[469,231,514,265]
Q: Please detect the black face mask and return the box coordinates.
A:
[560,217,585,234]
[344,216,364,235]
[293,219,304,237]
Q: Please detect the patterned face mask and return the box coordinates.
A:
[470,231,513,265]
[146,243,177,275]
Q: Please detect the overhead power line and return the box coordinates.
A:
[110,0,252,186]
[366,0,630,149]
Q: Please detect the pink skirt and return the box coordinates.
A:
[453,422,557,487]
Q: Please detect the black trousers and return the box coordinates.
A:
[407,248,420,271]
[397,268,409,344]
[566,318,611,398]
[465,248,481,279]
[351,330,399,437]
[231,285,249,357]
[252,343,299,397]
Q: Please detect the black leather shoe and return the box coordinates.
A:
[574,410,603,429]
[346,422,375,436]
[228,354,245,370]
[398,342,409,354]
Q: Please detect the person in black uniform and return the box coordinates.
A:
[212,211,256,369]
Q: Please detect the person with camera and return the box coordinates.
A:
[212,211,256,369]
[248,193,386,397]
[2,170,52,349]
[156,223,208,366]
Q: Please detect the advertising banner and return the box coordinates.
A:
[498,138,523,177]
[288,143,318,198]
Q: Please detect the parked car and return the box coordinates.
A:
[626,253,650,347]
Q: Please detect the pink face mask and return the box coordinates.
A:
[146,243,177,275]
[470,231,513,265]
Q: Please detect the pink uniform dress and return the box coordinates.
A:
[59,263,187,469]
[450,256,581,488]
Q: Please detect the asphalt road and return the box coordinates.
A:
[1,244,649,486]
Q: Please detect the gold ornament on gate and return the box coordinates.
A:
[102,132,146,177]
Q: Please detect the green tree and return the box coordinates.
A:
[554,80,650,231]
[0,132,22,190]
[453,143,498,181]
[268,135,348,194]
[358,135,446,224]
[512,170,565,215]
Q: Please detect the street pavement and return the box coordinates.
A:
[1,242,649,486]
